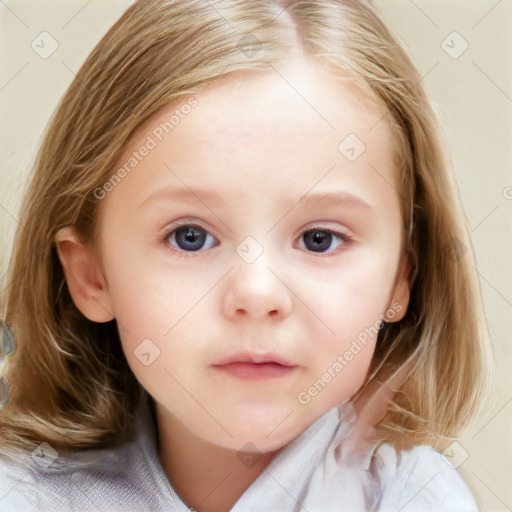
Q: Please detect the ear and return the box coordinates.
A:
[54,227,114,323]
[383,252,411,323]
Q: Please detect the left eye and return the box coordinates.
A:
[167,225,217,252]
[299,229,345,254]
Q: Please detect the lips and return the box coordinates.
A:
[212,353,298,380]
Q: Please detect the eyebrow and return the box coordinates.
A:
[295,191,373,211]
[138,187,224,208]
[138,187,373,211]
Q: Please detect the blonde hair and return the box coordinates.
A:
[0,0,491,454]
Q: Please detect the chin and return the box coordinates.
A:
[207,428,297,454]
[208,404,319,453]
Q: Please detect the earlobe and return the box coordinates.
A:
[54,227,114,323]
[384,253,411,323]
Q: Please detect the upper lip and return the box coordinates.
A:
[212,352,296,367]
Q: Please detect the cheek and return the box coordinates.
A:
[104,247,212,333]
[104,258,217,376]
[297,251,396,338]
[290,254,396,407]
[296,333,377,412]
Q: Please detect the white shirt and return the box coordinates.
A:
[0,397,477,511]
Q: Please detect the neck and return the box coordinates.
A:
[156,405,279,512]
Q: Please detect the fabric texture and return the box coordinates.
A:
[0,397,477,511]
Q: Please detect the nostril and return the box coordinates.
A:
[268,310,278,317]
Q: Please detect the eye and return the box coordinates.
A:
[299,228,347,254]
[166,225,217,252]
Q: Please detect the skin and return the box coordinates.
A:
[56,56,410,512]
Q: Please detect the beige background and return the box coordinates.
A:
[1,1,511,510]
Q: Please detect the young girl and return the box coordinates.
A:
[0,0,491,510]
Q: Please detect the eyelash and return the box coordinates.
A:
[297,227,352,258]
[162,222,353,258]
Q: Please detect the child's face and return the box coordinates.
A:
[97,57,408,453]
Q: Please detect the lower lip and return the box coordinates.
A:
[213,362,297,380]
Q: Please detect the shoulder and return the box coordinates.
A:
[0,452,40,511]
[0,443,162,512]
[374,443,477,511]
[0,426,170,511]
[0,398,178,511]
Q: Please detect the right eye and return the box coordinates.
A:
[165,225,217,252]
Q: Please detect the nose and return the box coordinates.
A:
[222,259,293,321]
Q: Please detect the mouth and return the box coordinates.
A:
[212,353,298,380]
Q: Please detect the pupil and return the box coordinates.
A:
[176,226,206,251]
[304,230,332,252]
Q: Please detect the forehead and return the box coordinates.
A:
[175,60,389,156]
[105,57,400,215]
